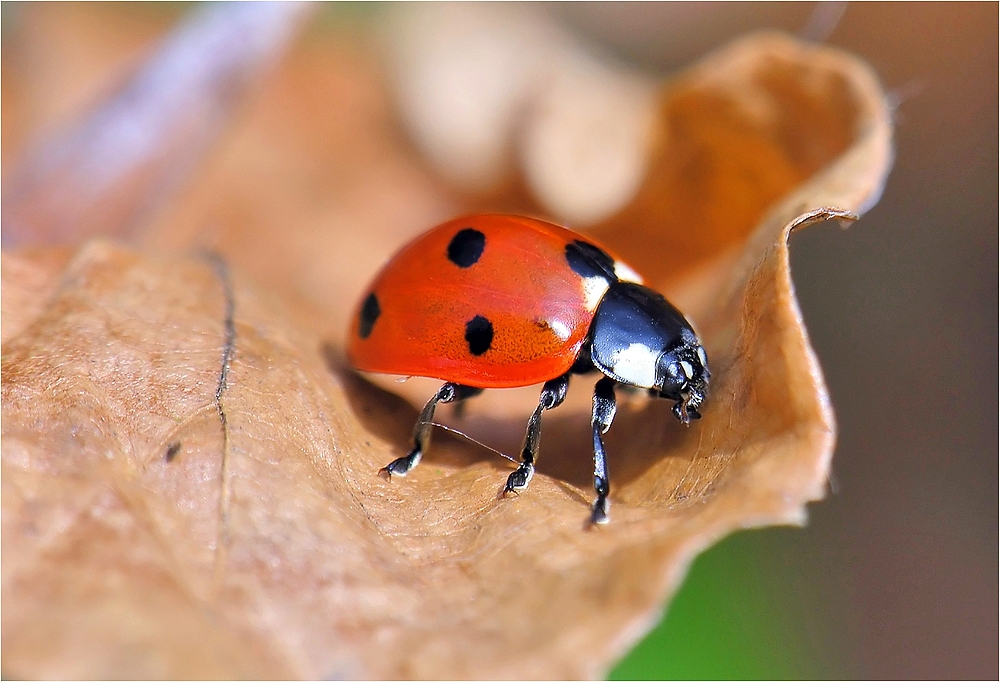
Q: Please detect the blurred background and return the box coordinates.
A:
[594,3,998,678]
[2,2,996,679]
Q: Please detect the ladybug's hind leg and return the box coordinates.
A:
[381,382,462,478]
[589,377,618,524]
[503,373,570,496]
[451,385,484,419]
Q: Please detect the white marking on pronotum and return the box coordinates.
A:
[613,261,644,284]
[581,275,611,311]
[610,342,660,389]
[697,346,708,367]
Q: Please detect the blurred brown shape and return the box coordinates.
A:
[1,2,312,247]
[1,6,892,680]
[594,35,872,293]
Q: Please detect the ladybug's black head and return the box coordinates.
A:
[587,282,710,424]
[654,336,709,424]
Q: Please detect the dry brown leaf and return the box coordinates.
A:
[2,10,893,680]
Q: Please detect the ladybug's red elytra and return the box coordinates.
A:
[348,214,709,524]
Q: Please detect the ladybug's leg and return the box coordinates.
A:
[452,385,484,419]
[590,377,618,525]
[503,373,570,495]
[381,382,460,478]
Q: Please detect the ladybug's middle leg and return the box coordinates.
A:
[503,373,570,495]
[381,382,463,477]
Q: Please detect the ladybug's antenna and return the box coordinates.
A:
[428,422,518,464]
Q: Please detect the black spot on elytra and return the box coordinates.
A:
[447,228,486,267]
[465,315,494,356]
[565,240,617,282]
[165,441,181,462]
[358,292,381,339]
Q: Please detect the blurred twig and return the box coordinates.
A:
[2,2,314,246]
[799,1,848,43]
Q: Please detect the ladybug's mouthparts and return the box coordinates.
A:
[672,386,706,425]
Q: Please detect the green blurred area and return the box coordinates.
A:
[610,527,857,680]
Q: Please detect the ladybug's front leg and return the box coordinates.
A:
[503,373,570,495]
[381,382,461,478]
[590,377,618,524]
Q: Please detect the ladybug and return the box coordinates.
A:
[348,214,709,524]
